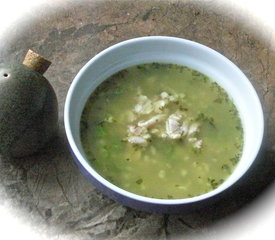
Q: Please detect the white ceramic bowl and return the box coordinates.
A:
[64,36,264,213]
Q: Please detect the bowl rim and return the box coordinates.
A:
[64,36,264,205]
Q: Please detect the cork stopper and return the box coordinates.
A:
[23,49,51,75]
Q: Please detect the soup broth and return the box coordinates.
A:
[81,63,243,199]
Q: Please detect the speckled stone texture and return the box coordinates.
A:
[0,0,274,239]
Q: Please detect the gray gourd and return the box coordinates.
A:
[0,50,58,158]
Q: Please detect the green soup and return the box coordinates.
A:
[80,63,243,199]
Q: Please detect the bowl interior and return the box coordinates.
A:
[65,36,264,204]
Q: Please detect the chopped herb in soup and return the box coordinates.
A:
[80,63,243,199]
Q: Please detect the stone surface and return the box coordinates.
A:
[0,0,274,239]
